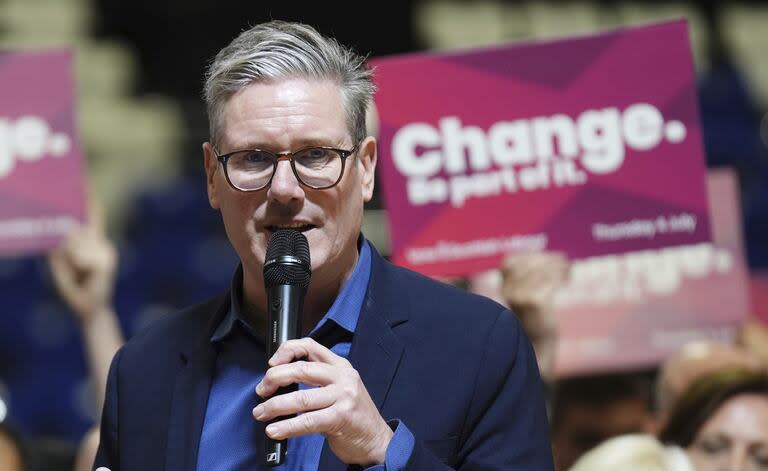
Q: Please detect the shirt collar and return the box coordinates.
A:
[210,264,249,343]
[309,238,371,336]
[211,237,372,343]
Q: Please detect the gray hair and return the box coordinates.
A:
[203,20,376,146]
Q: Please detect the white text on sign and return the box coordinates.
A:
[392,103,687,207]
[0,115,72,178]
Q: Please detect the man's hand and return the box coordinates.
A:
[253,338,393,466]
[49,219,117,323]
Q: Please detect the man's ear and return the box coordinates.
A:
[203,142,221,209]
[357,136,377,202]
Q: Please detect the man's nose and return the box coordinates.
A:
[267,160,305,204]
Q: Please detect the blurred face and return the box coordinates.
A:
[204,78,376,309]
[688,393,768,471]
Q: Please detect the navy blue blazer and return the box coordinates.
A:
[94,246,554,470]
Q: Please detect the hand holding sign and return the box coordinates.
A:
[49,203,117,322]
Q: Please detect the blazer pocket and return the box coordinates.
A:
[424,436,458,462]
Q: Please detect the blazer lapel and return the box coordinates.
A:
[165,295,229,471]
[350,302,405,410]
[164,343,217,471]
[318,246,408,470]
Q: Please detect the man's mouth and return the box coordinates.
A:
[266,223,315,233]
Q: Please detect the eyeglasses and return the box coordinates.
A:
[214,143,359,191]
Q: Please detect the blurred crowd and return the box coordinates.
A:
[502,251,768,471]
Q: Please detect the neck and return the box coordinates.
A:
[241,246,360,336]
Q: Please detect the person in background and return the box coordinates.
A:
[654,340,765,431]
[0,421,27,471]
[659,368,768,471]
[49,209,123,415]
[498,251,569,383]
[48,208,124,471]
[71,428,100,471]
[740,320,768,367]
[549,372,655,471]
[567,434,694,471]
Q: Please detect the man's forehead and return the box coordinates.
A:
[226,77,344,109]
[218,78,350,150]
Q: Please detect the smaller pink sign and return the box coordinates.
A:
[552,169,749,376]
[468,169,750,377]
[0,49,86,256]
[373,20,711,277]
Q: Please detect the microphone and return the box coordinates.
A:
[263,229,311,467]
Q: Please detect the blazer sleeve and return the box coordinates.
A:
[93,347,123,471]
[405,308,554,471]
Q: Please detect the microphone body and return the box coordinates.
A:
[262,230,311,467]
[264,284,303,466]
[266,284,304,357]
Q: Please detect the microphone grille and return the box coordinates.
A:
[264,229,311,288]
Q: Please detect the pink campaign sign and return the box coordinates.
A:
[552,169,750,376]
[373,20,711,277]
[0,49,85,256]
[469,169,749,377]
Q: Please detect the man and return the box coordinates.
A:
[94,21,552,470]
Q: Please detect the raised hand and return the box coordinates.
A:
[49,209,117,322]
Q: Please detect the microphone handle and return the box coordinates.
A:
[265,284,304,467]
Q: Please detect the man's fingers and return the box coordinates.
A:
[269,337,350,368]
[264,407,337,440]
[253,385,337,421]
[256,361,338,397]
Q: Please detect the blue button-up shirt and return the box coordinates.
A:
[196,240,413,470]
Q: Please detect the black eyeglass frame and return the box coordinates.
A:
[214,143,360,192]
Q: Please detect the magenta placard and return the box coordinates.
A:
[373,20,711,276]
[0,49,86,256]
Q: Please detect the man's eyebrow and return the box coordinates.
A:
[290,136,349,148]
[224,140,270,151]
